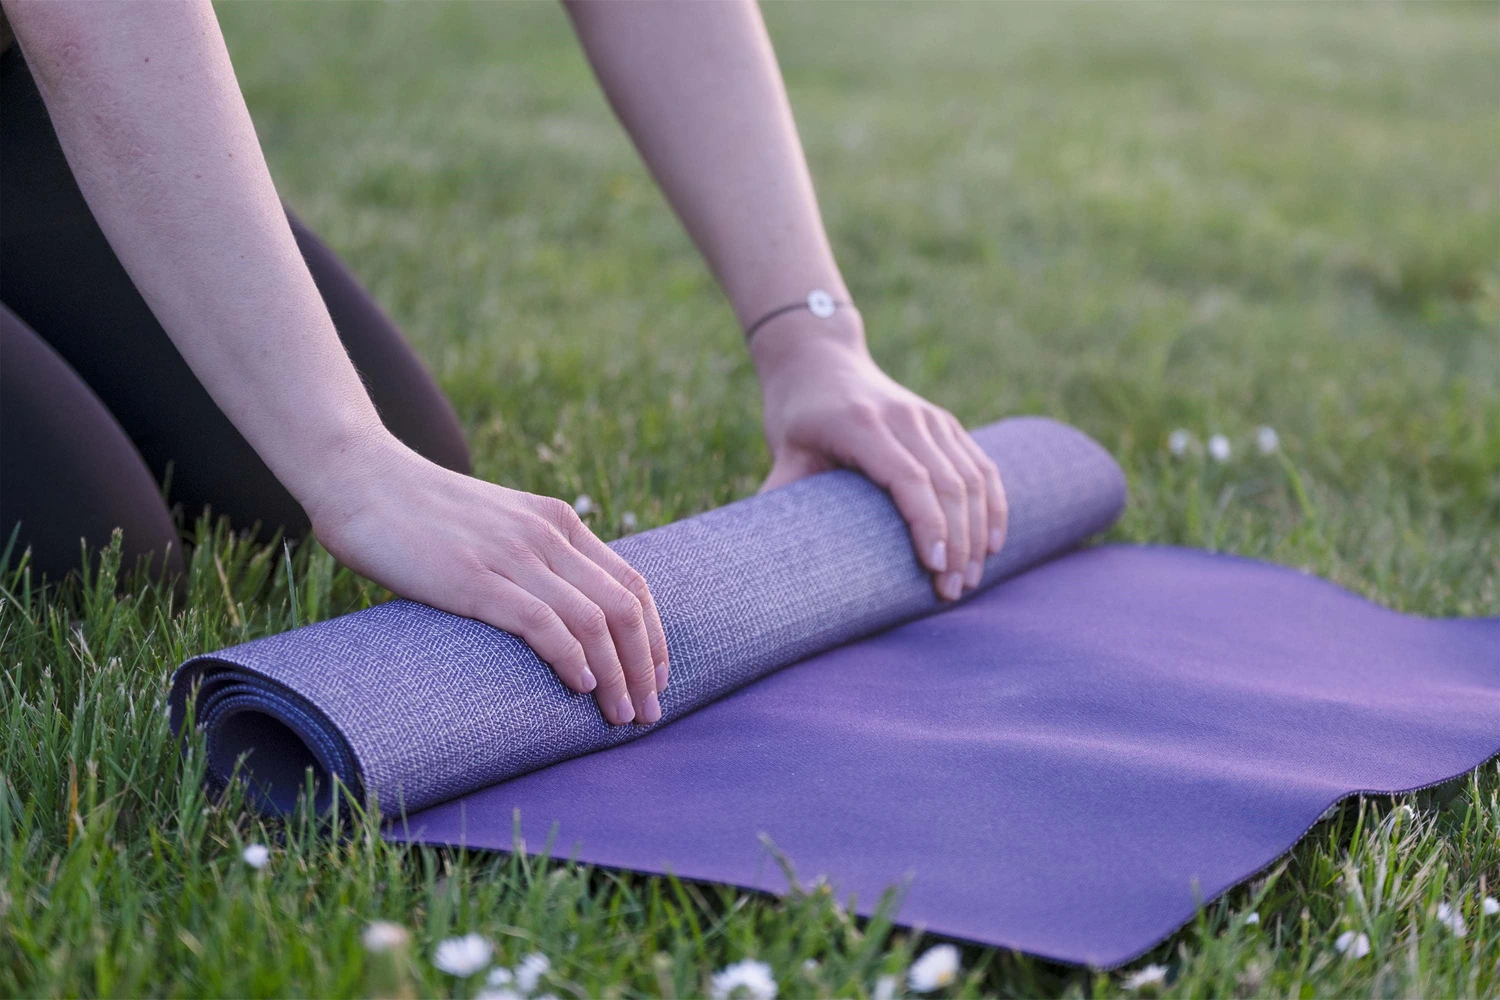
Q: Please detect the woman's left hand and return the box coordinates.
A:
[751,315,1007,602]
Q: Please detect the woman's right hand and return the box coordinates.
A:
[306,432,669,727]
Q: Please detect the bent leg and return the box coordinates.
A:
[0,304,184,583]
[1,43,305,541]
[1,47,469,544]
[288,212,471,478]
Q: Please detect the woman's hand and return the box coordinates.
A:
[751,314,1008,601]
[305,433,670,727]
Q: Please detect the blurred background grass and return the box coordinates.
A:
[4,2,1498,997]
[224,0,1498,612]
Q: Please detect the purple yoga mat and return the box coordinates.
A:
[174,416,1497,967]
[393,545,1499,968]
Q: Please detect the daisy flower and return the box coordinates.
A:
[1255,426,1279,455]
[710,958,778,1000]
[1122,964,1167,991]
[1207,434,1231,463]
[241,844,270,869]
[1334,931,1370,958]
[907,944,960,993]
[1436,902,1467,937]
[1168,429,1192,457]
[361,920,409,953]
[433,933,493,977]
[515,952,551,993]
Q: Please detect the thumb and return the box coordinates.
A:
[760,449,827,493]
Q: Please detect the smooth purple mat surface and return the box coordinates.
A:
[394,545,1499,969]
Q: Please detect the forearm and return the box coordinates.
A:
[568,1,1007,593]
[5,1,387,514]
[564,0,861,362]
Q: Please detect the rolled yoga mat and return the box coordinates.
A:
[172,416,1500,968]
[171,417,1126,814]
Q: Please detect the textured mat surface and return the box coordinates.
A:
[171,417,1126,815]
[395,545,1499,968]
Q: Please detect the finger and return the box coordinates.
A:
[886,409,969,601]
[503,554,635,726]
[468,574,596,696]
[950,416,1008,555]
[545,539,662,725]
[927,412,987,590]
[835,418,952,588]
[561,517,672,697]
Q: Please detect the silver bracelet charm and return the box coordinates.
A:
[744,289,849,342]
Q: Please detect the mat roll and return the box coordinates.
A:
[170,416,1127,816]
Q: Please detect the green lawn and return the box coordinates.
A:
[4,1,1499,996]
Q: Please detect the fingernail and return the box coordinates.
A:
[930,541,947,573]
[990,527,1004,553]
[654,661,668,691]
[943,572,964,600]
[614,695,635,725]
[640,690,662,725]
[580,669,597,693]
[965,560,982,588]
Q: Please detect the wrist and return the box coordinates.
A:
[294,422,412,533]
[749,305,870,385]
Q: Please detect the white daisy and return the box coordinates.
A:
[907,944,960,993]
[516,952,551,993]
[573,494,594,516]
[1121,963,1167,990]
[1255,426,1279,455]
[433,933,493,977]
[1334,931,1370,958]
[1436,902,1467,937]
[475,989,522,1000]
[361,920,409,953]
[710,958,778,1000]
[1168,429,1192,457]
[1244,912,1260,925]
[1207,434,1231,462]
[621,511,638,531]
[1483,897,1499,916]
[241,844,270,869]
[873,974,899,1000]
[486,967,514,987]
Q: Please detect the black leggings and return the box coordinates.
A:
[0,47,471,583]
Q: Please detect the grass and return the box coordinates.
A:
[3,1,1498,996]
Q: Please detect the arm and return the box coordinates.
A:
[5,0,668,726]
[565,0,1007,600]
